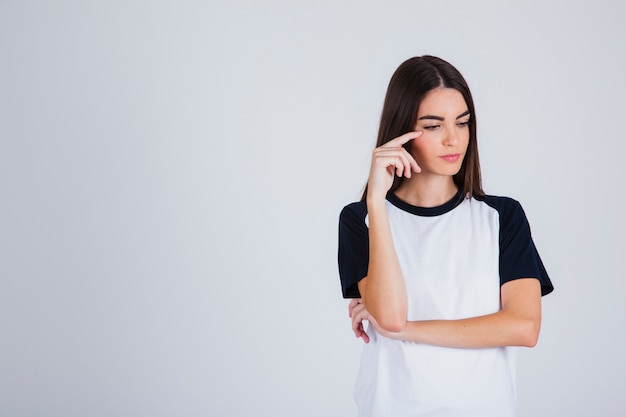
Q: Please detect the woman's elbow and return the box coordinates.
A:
[377,316,406,333]
[517,318,541,347]
[367,302,407,333]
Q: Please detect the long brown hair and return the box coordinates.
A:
[361,56,484,201]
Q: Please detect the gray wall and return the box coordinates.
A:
[1,1,624,416]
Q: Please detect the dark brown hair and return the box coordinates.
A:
[361,55,484,201]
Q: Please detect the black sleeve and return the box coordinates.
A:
[498,198,554,296]
[337,202,369,298]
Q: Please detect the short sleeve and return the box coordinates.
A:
[338,202,369,298]
[497,198,554,296]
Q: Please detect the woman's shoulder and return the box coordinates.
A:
[473,194,533,228]
[339,201,368,224]
[474,193,524,212]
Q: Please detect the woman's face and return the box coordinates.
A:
[410,88,470,178]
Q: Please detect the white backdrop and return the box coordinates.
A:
[1,1,624,416]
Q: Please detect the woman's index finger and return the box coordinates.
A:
[381,130,423,147]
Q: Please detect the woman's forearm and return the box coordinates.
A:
[394,311,540,348]
[361,198,407,332]
[389,279,543,348]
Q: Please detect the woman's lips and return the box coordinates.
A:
[440,153,461,162]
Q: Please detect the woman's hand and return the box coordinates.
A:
[349,298,370,343]
[349,298,401,343]
[367,131,422,201]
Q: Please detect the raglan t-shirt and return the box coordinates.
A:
[338,190,553,417]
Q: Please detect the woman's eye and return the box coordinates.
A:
[424,125,440,130]
[458,120,470,127]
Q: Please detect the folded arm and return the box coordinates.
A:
[351,278,542,348]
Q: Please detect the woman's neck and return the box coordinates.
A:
[394,176,459,208]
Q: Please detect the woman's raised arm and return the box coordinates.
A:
[359,131,421,332]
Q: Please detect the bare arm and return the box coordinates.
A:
[359,203,406,332]
[352,278,542,348]
[359,131,422,332]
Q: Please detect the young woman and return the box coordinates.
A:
[338,56,553,417]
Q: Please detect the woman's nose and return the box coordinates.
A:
[442,126,458,146]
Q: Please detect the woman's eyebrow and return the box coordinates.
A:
[417,115,444,121]
[417,110,470,121]
[456,110,470,119]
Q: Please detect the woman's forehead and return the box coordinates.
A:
[418,88,468,117]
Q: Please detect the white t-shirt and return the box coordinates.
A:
[338,190,553,417]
